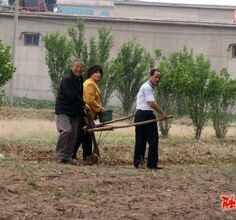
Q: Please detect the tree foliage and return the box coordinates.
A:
[68,20,114,106]
[157,49,219,139]
[157,48,193,137]
[96,27,115,106]
[0,40,15,88]
[44,32,73,97]
[113,41,152,115]
[157,48,225,139]
[210,68,236,139]
[68,19,89,68]
[0,40,15,106]
[88,37,98,68]
[184,54,217,139]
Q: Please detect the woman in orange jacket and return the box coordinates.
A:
[83,65,106,119]
[73,65,106,164]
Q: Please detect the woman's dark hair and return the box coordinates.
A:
[87,65,103,79]
[149,68,161,76]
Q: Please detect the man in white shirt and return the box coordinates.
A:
[134,69,168,169]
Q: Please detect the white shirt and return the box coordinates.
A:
[136,81,155,110]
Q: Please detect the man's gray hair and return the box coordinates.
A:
[72,58,84,66]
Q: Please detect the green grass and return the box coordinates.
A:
[3,96,55,109]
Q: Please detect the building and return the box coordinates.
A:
[0,1,236,101]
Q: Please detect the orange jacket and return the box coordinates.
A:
[83,78,102,119]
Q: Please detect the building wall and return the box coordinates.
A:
[0,13,73,100]
[0,6,236,101]
[114,2,236,24]
[86,17,236,78]
[55,0,236,25]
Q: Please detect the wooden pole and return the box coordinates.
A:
[85,112,100,157]
[86,115,173,133]
[89,115,133,128]
[9,0,19,107]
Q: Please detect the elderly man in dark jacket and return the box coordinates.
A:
[55,59,90,165]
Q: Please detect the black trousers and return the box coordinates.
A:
[133,110,159,169]
[72,116,92,160]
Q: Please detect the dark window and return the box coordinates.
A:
[24,0,37,8]
[24,33,39,46]
[232,46,236,58]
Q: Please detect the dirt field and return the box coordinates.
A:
[0,108,235,219]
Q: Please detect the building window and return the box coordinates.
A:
[232,46,236,58]
[24,33,39,46]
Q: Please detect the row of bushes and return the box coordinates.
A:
[2,96,55,109]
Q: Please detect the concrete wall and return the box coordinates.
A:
[55,0,236,25]
[0,6,236,101]
[114,2,236,24]
[0,13,73,100]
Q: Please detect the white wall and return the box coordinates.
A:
[0,7,236,101]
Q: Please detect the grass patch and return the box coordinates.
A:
[3,97,55,109]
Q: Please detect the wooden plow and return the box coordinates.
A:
[84,114,173,161]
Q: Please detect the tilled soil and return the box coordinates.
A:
[0,160,235,220]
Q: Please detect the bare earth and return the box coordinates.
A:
[0,161,235,220]
[0,108,235,219]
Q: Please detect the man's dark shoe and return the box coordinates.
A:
[58,159,77,165]
[83,156,93,165]
[133,160,141,169]
[83,154,99,165]
[133,159,146,169]
[147,164,164,170]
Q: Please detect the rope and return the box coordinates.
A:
[97,130,110,146]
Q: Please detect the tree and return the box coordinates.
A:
[96,26,114,106]
[157,56,176,138]
[210,68,236,139]
[184,54,217,139]
[157,48,194,137]
[44,32,73,97]
[88,37,98,68]
[0,40,15,106]
[113,41,152,115]
[68,19,89,68]
[68,20,115,106]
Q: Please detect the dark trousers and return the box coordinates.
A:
[73,116,92,160]
[55,114,79,161]
[133,110,159,169]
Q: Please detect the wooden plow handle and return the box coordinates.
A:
[85,111,100,157]
[95,115,133,127]
[86,115,173,133]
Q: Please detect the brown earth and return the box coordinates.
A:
[0,160,235,220]
[0,107,235,219]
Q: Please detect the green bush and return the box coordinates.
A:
[11,97,55,109]
[210,69,236,139]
